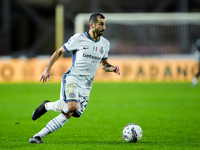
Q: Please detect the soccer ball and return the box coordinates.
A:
[122,123,143,143]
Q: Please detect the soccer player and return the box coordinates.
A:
[192,39,200,86]
[29,13,120,143]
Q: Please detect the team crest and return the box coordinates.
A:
[69,92,76,98]
[100,47,104,55]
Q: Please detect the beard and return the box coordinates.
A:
[94,28,104,36]
[98,30,104,36]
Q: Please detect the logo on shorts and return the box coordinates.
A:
[69,92,76,98]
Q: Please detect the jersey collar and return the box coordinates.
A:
[85,32,101,43]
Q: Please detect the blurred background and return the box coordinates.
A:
[1,0,200,57]
[0,0,200,82]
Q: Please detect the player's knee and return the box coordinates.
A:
[62,112,73,119]
[67,102,78,112]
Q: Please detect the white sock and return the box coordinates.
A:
[45,100,69,114]
[33,113,68,138]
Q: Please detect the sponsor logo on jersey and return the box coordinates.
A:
[82,53,101,60]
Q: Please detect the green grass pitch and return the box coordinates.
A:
[0,83,200,150]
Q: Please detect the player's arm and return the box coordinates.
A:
[39,47,66,83]
[99,59,120,75]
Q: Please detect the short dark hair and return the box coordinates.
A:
[89,13,105,24]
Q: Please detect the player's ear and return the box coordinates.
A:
[89,22,94,28]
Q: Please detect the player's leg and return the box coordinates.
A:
[72,87,90,118]
[29,113,69,143]
[32,79,79,120]
[192,71,200,86]
[46,80,79,113]
[196,71,200,78]
[29,108,77,143]
[29,96,89,143]
[29,79,79,143]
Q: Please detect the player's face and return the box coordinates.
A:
[94,17,106,36]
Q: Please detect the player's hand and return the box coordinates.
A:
[39,68,51,83]
[113,66,120,75]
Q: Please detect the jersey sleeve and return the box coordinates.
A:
[102,40,110,60]
[63,34,80,52]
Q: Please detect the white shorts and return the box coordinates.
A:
[60,74,90,117]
